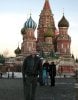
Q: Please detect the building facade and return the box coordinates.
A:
[14,0,76,75]
[19,0,71,58]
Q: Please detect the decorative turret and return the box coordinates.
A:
[14,46,21,56]
[57,14,71,56]
[58,15,69,27]
[21,15,37,56]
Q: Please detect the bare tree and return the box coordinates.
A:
[3,49,9,57]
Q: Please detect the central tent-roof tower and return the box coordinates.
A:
[37,0,56,55]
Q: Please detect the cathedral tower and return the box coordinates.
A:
[21,15,37,56]
[37,0,56,55]
[57,14,71,56]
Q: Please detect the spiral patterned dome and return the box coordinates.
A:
[58,15,69,27]
[24,16,37,29]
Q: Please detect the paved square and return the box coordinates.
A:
[0,78,76,100]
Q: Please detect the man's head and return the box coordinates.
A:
[45,60,48,63]
[51,61,54,64]
[30,51,37,57]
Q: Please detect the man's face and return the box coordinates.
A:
[31,52,36,57]
[32,53,35,57]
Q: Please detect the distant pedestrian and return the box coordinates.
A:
[75,70,78,81]
[42,60,49,85]
[49,61,56,86]
[0,72,2,78]
[12,72,14,78]
[22,52,42,100]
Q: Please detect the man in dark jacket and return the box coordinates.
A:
[49,61,56,86]
[22,52,42,100]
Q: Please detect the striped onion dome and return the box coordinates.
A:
[24,15,37,29]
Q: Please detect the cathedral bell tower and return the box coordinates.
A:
[37,0,56,55]
[21,15,37,56]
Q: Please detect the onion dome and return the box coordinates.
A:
[24,15,37,29]
[14,46,21,55]
[21,27,25,35]
[58,15,69,27]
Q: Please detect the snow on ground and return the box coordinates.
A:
[2,72,22,78]
[1,72,73,79]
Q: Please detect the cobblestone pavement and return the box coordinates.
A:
[0,78,77,100]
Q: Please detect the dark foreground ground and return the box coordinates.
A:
[0,78,77,100]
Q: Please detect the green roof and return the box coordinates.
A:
[44,27,53,37]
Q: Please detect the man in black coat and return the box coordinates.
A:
[22,52,42,100]
[49,61,56,86]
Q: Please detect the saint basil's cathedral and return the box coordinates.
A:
[20,0,71,57]
[15,0,75,76]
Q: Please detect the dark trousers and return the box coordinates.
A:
[23,76,37,100]
[50,75,55,86]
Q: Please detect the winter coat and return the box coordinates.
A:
[43,62,49,72]
[49,63,56,77]
[22,55,42,79]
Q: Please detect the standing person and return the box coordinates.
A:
[49,61,56,87]
[22,52,42,100]
[42,60,49,85]
[42,64,47,85]
[38,57,43,86]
